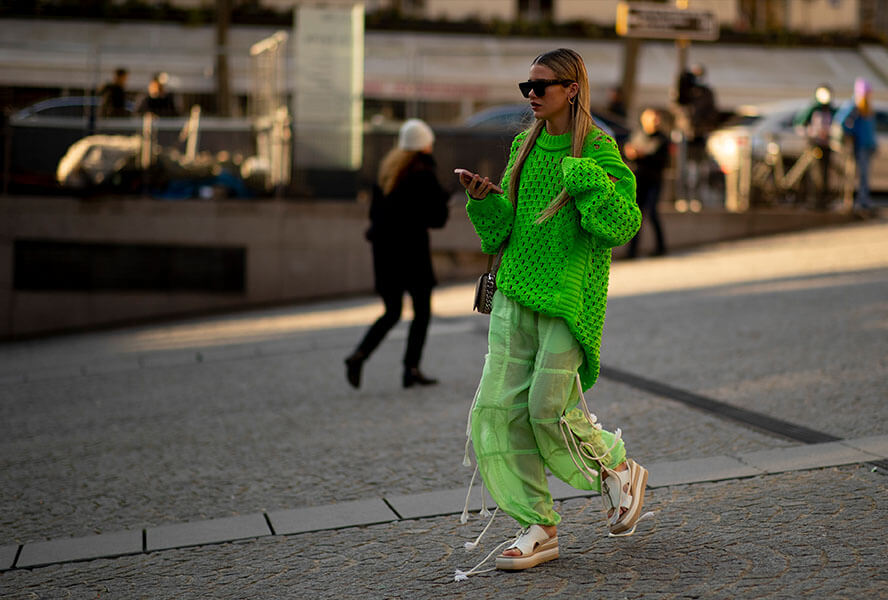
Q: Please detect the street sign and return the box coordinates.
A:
[616,2,719,41]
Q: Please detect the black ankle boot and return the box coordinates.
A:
[344,351,366,389]
[403,367,438,388]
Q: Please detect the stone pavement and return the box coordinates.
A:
[1,219,887,598]
[2,467,886,599]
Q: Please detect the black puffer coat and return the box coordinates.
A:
[366,152,450,295]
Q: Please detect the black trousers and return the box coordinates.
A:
[816,145,831,209]
[356,286,432,368]
[628,181,666,257]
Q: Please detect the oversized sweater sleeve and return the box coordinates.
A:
[562,136,641,248]
[465,133,523,253]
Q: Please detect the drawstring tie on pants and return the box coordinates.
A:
[456,373,631,580]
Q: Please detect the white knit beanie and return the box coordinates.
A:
[398,118,435,151]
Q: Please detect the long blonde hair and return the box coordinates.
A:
[506,48,600,222]
[378,147,420,195]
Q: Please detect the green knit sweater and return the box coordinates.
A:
[466,127,641,389]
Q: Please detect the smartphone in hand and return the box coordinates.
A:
[454,169,503,194]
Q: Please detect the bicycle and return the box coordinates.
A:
[749,134,850,209]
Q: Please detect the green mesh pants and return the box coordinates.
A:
[470,290,625,528]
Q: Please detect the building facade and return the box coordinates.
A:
[153,0,871,35]
[738,0,860,33]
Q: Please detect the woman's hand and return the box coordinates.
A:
[455,168,503,200]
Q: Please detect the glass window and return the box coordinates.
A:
[38,104,88,118]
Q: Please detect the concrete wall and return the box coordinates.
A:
[788,0,860,33]
[1,194,853,338]
[689,0,741,26]
[160,0,368,8]
[158,0,851,33]
[425,0,516,21]
[555,0,621,25]
[0,196,374,337]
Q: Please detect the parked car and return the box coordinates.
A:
[11,95,136,120]
[463,103,630,146]
[706,99,888,196]
[6,95,254,191]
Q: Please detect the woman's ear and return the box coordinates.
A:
[568,82,580,100]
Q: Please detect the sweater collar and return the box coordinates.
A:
[536,128,572,151]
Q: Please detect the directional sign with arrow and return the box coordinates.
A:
[616,1,719,41]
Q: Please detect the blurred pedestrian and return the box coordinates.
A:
[674,64,719,206]
[455,48,648,577]
[606,85,627,120]
[625,107,668,258]
[835,77,878,215]
[99,67,130,117]
[794,84,835,208]
[685,64,719,135]
[137,72,178,117]
[344,119,450,389]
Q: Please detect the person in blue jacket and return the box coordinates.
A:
[835,78,878,214]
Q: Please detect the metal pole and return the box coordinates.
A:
[620,37,641,118]
[184,105,201,162]
[291,6,303,197]
[88,43,101,136]
[2,109,11,196]
[675,0,690,71]
[408,39,420,119]
[735,136,752,212]
[673,0,690,208]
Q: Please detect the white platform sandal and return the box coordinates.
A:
[601,458,649,536]
[494,525,559,571]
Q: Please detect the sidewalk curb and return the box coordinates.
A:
[3,434,885,572]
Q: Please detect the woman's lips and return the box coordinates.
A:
[530,102,542,111]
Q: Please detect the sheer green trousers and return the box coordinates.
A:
[470,290,625,528]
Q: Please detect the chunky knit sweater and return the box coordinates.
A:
[466,127,640,389]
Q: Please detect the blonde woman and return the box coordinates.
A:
[456,49,648,573]
[345,119,449,389]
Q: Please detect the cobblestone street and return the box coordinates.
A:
[2,220,887,598]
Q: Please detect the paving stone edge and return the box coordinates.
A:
[2,435,885,572]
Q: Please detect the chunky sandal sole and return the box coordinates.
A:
[495,537,559,571]
[610,459,648,535]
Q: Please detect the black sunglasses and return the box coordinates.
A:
[518,79,574,98]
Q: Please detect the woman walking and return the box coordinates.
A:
[345,119,449,389]
[836,77,878,215]
[456,48,648,574]
[625,107,669,258]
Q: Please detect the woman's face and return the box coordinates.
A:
[640,109,660,134]
[526,63,573,123]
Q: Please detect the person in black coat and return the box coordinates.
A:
[345,119,450,389]
[625,108,668,258]
[136,72,178,118]
[99,67,130,118]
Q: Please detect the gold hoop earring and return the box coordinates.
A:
[568,95,576,105]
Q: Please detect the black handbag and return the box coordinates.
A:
[473,244,505,315]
